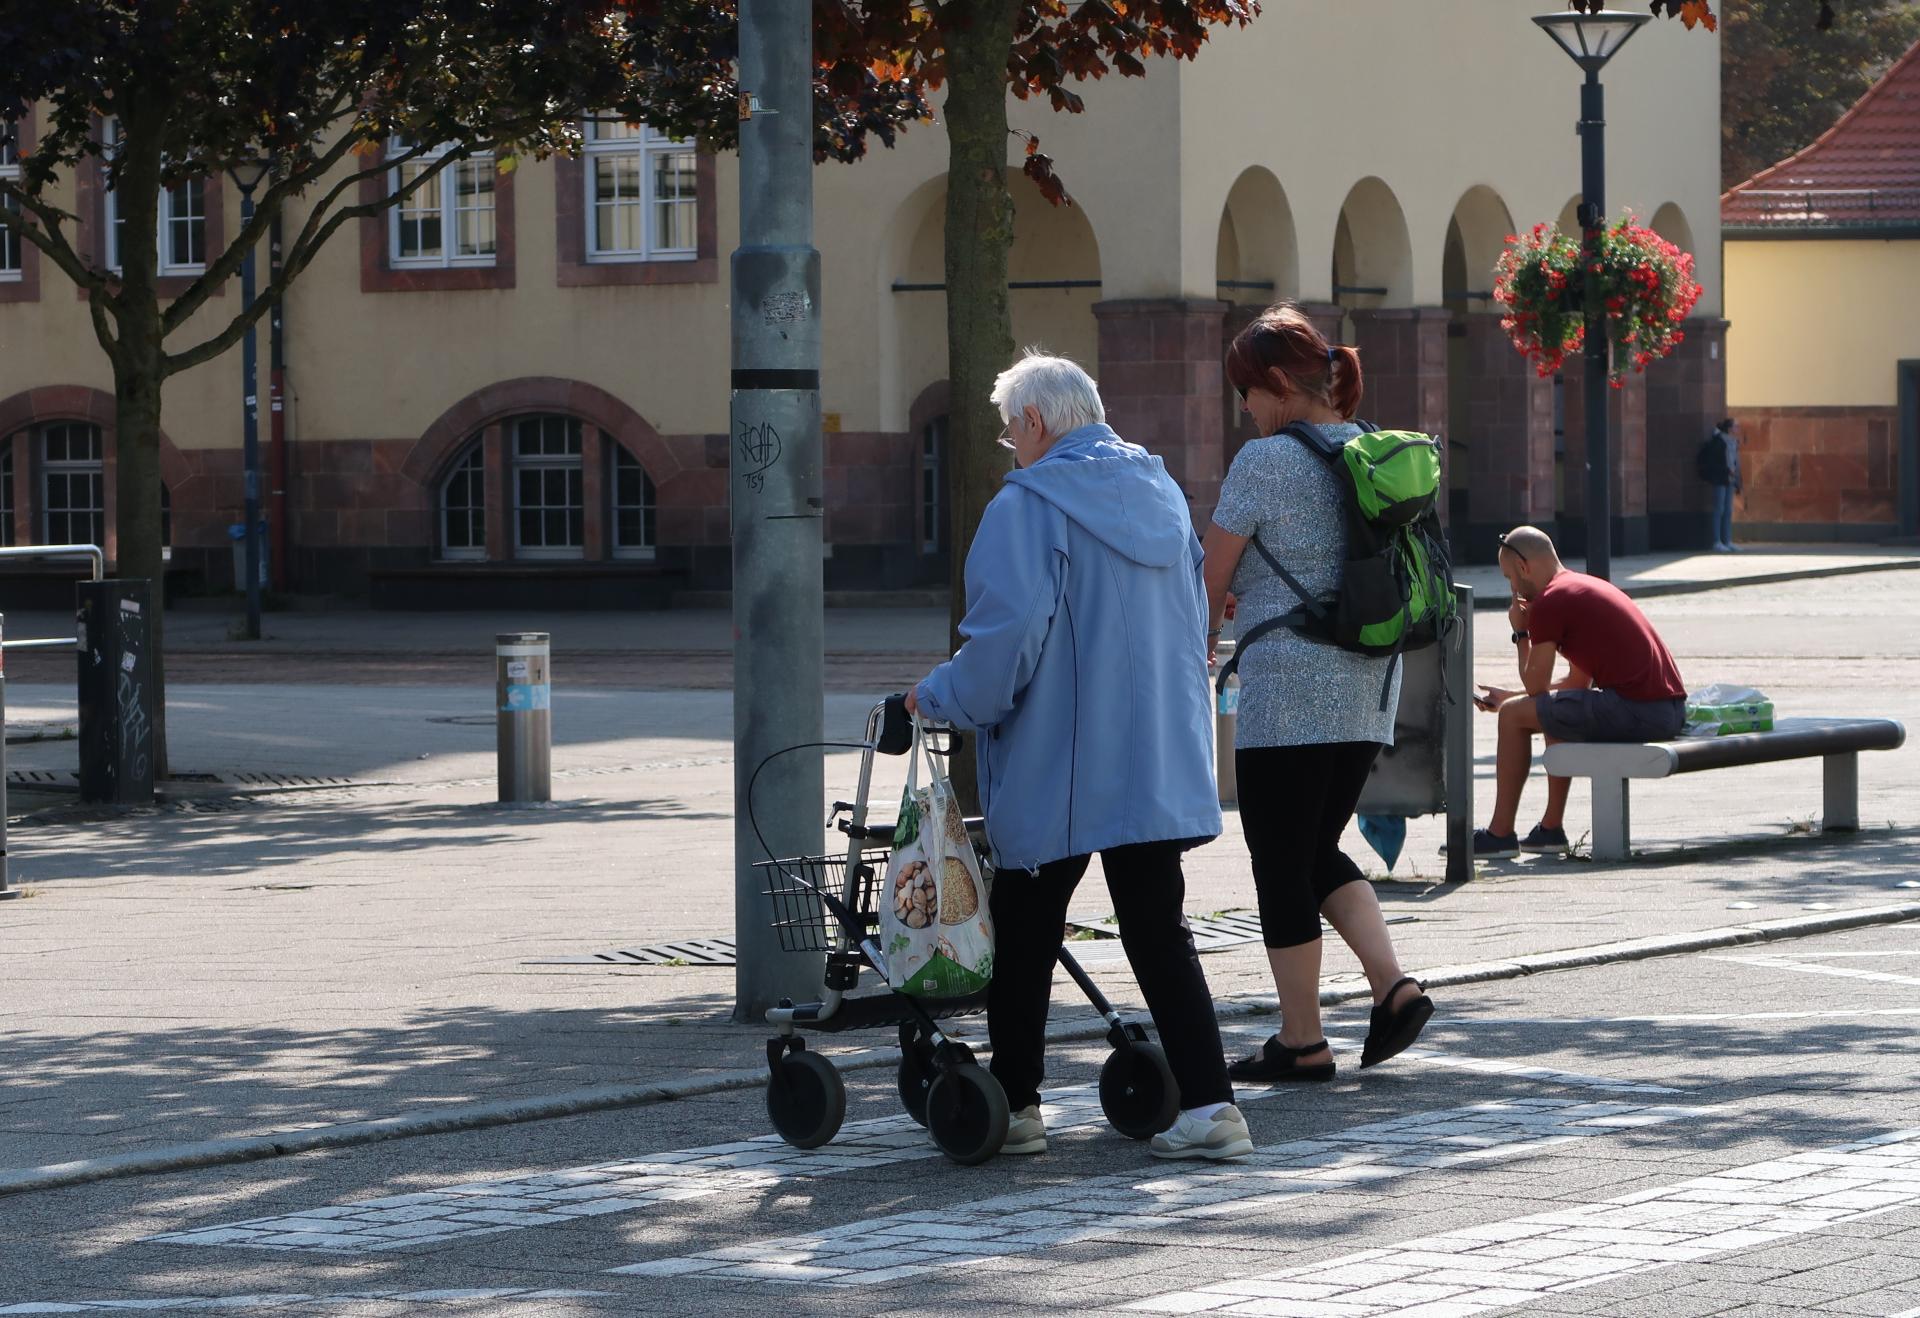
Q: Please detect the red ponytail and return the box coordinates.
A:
[1224,303,1366,420]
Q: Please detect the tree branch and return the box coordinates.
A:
[159,120,369,334]
[0,177,108,292]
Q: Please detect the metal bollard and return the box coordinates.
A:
[0,613,17,901]
[1214,638,1239,805]
[496,632,552,804]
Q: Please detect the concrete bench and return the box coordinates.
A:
[1541,716,1906,860]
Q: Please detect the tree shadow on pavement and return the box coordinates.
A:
[5,794,732,884]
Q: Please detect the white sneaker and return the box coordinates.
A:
[1003,1104,1047,1155]
[1149,1105,1253,1161]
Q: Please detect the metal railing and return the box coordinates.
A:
[0,545,102,656]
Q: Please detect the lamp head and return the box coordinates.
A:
[1532,8,1652,73]
[225,155,272,194]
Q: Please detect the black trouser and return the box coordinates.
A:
[987,840,1233,1113]
[1237,741,1383,949]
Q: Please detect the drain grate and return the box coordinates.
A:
[6,769,75,787]
[527,938,739,967]
[226,771,358,790]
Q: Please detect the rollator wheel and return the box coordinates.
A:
[766,1049,846,1149]
[1100,1041,1180,1140]
[925,1062,1008,1165]
[897,1043,938,1128]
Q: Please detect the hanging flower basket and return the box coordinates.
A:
[1493,215,1704,384]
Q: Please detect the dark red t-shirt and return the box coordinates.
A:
[1526,572,1685,702]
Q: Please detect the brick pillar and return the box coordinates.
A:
[1349,308,1449,436]
[1094,298,1229,527]
[581,423,607,560]
[482,421,509,561]
[1558,355,1650,560]
[1460,313,1554,563]
[1645,318,1728,551]
[1298,301,1345,346]
[1222,303,1261,471]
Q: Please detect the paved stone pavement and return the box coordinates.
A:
[0,563,1915,1313]
[5,924,1920,1314]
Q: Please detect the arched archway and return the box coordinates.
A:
[1557,194,1583,236]
[1648,202,1695,253]
[1442,186,1519,527]
[1215,167,1299,307]
[1332,177,1414,324]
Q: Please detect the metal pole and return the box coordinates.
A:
[496,632,552,804]
[731,0,827,1021]
[1444,586,1475,884]
[1579,70,1612,582]
[239,181,264,637]
[0,613,18,901]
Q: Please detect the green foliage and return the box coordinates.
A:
[1722,0,1920,187]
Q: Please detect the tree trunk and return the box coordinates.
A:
[108,124,171,783]
[112,327,170,783]
[940,0,1019,812]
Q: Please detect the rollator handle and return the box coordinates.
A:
[877,694,914,756]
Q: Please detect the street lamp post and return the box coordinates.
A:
[1533,8,1649,583]
[226,157,272,638]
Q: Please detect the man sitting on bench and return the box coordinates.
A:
[1471,525,1688,858]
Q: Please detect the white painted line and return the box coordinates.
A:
[1226,1024,1677,1094]
[1128,1127,1920,1315]
[1770,950,1920,959]
[143,1077,1289,1255]
[0,1289,611,1314]
[608,1098,1712,1287]
[1711,954,1920,989]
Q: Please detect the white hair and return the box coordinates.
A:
[990,350,1105,437]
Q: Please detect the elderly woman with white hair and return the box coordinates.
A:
[907,352,1247,1162]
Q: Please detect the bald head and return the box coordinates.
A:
[1497,525,1562,598]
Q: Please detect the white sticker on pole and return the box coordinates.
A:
[506,660,530,679]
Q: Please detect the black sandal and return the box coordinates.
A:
[1360,977,1433,1069]
[1228,1035,1336,1083]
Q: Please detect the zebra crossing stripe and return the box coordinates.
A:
[1127,1127,1920,1315]
[0,1289,610,1314]
[607,1098,1711,1287]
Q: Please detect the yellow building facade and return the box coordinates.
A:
[0,1,1724,603]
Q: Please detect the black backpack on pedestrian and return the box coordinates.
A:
[1696,432,1729,482]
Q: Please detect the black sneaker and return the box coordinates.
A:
[1472,828,1520,858]
[1521,824,1570,854]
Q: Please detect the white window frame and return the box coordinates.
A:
[610,444,657,561]
[439,442,487,561]
[582,117,697,263]
[40,423,105,548]
[511,416,585,561]
[0,125,20,281]
[100,117,207,277]
[387,138,497,270]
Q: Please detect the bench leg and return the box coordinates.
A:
[1591,777,1630,861]
[1824,752,1860,833]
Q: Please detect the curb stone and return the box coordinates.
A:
[3,899,1915,1200]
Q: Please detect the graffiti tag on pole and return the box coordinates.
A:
[736,419,782,492]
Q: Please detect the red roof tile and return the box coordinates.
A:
[1722,37,1920,230]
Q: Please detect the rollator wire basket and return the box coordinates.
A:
[757,848,888,953]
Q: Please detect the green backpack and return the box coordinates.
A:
[1217,421,1458,710]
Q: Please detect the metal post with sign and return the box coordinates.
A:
[729,0,828,1022]
[0,614,18,901]
[76,580,157,806]
[496,632,552,804]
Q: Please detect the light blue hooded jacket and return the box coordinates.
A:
[914,423,1222,873]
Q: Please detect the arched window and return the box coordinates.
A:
[611,444,656,558]
[439,441,486,561]
[512,415,584,558]
[920,415,947,554]
[40,422,104,546]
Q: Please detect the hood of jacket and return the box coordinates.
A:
[1003,423,1190,569]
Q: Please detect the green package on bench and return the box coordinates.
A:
[1684,700,1775,736]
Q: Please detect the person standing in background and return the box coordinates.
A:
[1698,417,1742,552]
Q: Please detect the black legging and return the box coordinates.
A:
[1237,741,1383,949]
[986,840,1233,1113]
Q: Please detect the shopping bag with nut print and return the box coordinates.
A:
[881,718,994,998]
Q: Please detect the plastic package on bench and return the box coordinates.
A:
[1685,683,1775,737]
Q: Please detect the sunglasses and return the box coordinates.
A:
[1496,533,1527,564]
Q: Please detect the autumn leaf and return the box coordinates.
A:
[1679,0,1718,31]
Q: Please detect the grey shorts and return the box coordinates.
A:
[1535,689,1686,743]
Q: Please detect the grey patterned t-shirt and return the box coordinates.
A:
[1213,423,1401,748]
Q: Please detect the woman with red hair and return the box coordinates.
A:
[1203,303,1434,1084]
